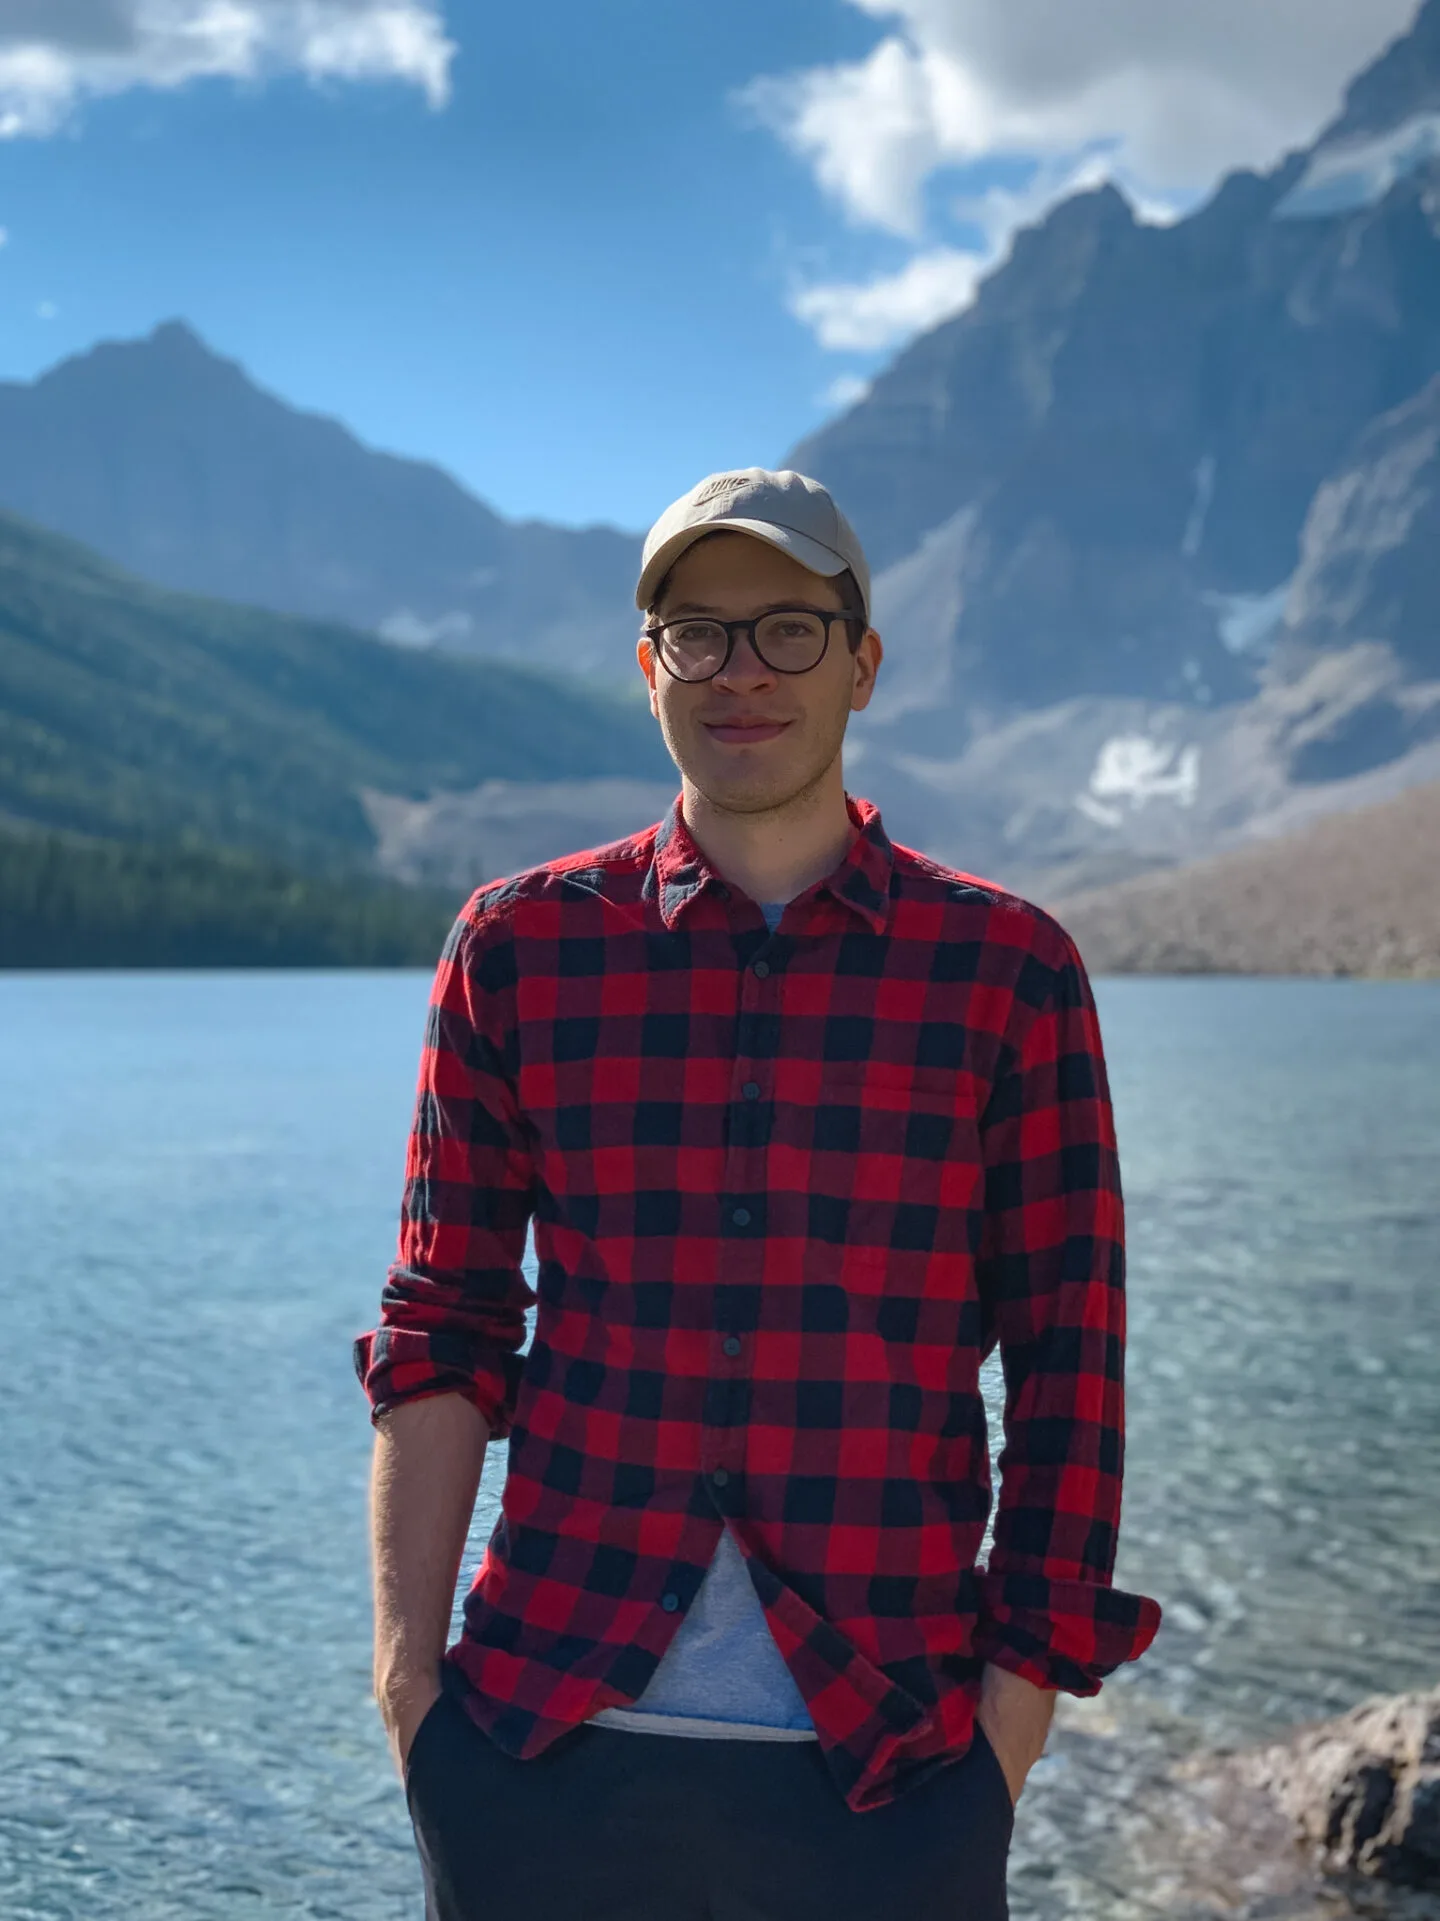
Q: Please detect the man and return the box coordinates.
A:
[355,469,1161,1920]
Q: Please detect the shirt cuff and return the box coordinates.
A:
[973,1569,1163,1695]
[352,1327,520,1437]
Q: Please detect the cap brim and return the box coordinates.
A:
[636,519,850,612]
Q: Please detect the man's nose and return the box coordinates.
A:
[713,627,776,690]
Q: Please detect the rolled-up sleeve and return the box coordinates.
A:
[973,921,1161,1693]
[353,899,536,1434]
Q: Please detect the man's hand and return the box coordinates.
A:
[974,1662,1056,1808]
[381,1673,445,1780]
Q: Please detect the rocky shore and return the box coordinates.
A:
[1072,1686,1440,1919]
[1051,782,1440,978]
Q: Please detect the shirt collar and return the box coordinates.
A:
[649,793,893,935]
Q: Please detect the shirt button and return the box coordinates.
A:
[722,1336,743,1358]
[732,1207,751,1227]
[712,1467,730,1487]
[742,1082,761,1101]
[661,1593,680,1613]
[752,960,771,979]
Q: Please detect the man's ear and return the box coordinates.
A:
[637,634,661,718]
[850,628,883,712]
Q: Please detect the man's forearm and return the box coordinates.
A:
[369,1392,489,1749]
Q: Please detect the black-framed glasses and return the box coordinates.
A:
[644,607,863,683]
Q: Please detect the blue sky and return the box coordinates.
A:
[0,0,1416,530]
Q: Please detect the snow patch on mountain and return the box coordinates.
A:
[1076,735,1202,828]
[1275,111,1440,218]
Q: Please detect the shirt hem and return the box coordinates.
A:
[590,1707,819,1742]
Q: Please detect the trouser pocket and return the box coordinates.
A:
[403,1690,452,1803]
[967,1722,1016,1833]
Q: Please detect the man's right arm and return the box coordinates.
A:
[370,1393,490,1776]
[354,904,537,1773]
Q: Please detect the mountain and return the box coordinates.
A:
[0,508,669,874]
[774,0,1440,891]
[792,56,1440,710]
[0,322,643,678]
[1049,779,1440,977]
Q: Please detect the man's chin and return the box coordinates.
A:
[687,781,787,817]
[681,763,823,818]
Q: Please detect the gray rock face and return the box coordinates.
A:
[844,641,1440,897]
[1283,374,1440,676]
[0,322,643,678]
[362,777,678,892]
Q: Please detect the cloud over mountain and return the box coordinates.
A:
[0,0,455,137]
[790,246,986,350]
[749,0,1418,347]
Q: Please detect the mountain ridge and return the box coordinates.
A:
[0,320,644,677]
[1318,0,1440,145]
[0,504,667,871]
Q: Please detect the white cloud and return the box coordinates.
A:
[0,1,455,137]
[750,2,1416,235]
[747,35,963,240]
[792,246,986,350]
[748,0,1416,348]
[820,371,873,410]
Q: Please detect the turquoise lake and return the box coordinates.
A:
[2,973,1438,1919]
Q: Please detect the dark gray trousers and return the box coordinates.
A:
[405,1688,1013,1921]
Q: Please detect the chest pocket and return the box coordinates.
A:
[808,1062,985,1290]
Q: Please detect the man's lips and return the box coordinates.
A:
[701,717,793,744]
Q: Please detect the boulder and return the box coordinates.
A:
[1233,1686,1440,1887]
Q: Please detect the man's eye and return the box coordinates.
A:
[673,622,719,645]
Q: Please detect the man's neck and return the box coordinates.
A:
[680,767,857,907]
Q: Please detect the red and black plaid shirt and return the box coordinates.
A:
[355,795,1161,1811]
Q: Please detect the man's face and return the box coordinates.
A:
[637,532,882,816]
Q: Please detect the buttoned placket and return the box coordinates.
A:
[701,903,784,1500]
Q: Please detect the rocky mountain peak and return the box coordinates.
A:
[1316,0,1440,147]
[147,318,211,356]
[24,318,261,418]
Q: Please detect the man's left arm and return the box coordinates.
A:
[973,921,1163,1802]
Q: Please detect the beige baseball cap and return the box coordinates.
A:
[636,467,871,620]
